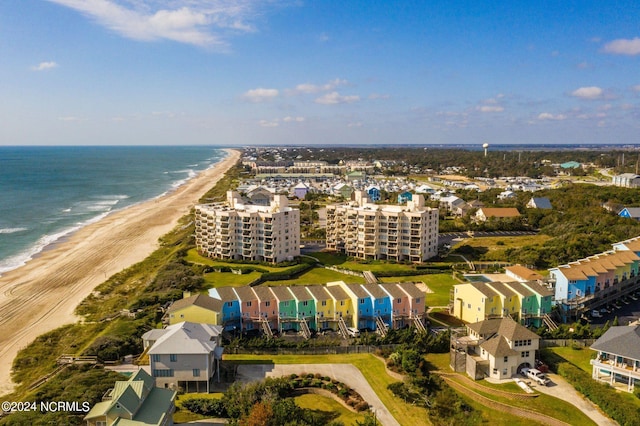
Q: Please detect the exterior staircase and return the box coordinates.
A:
[542,314,558,331]
[413,317,427,333]
[299,318,312,339]
[338,316,349,339]
[375,316,388,338]
[260,319,273,339]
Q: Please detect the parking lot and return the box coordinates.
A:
[586,290,640,326]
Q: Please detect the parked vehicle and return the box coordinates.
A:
[346,327,360,338]
[522,368,550,386]
[591,310,602,318]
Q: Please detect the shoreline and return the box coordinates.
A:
[0,151,226,278]
[0,148,241,397]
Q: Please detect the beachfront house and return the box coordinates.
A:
[590,325,640,392]
[84,369,176,426]
[143,322,224,393]
[209,287,241,332]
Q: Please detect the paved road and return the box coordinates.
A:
[237,363,400,426]
[532,372,617,426]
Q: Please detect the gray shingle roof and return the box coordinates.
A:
[591,325,640,360]
[167,294,222,314]
[467,317,539,342]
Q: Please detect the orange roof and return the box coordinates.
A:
[478,207,521,218]
[505,265,543,281]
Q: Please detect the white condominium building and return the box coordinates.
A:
[326,191,438,263]
[195,191,300,263]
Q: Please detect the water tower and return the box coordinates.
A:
[482,143,489,157]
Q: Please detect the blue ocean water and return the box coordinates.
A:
[0,146,226,275]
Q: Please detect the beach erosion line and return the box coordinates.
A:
[0,148,240,397]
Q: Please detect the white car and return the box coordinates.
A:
[346,327,360,338]
[522,368,550,386]
[591,310,602,318]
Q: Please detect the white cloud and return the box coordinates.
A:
[291,78,348,95]
[31,61,58,71]
[315,91,360,105]
[283,116,305,122]
[476,105,504,113]
[318,32,329,42]
[571,86,603,100]
[243,88,279,102]
[58,116,81,121]
[603,37,640,56]
[633,85,640,92]
[258,119,279,127]
[537,112,567,121]
[347,122,363,128]
[46,0,264,47]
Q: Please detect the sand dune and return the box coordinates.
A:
[0,148,240,396]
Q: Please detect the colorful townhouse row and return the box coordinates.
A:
[451,278,553,327]
[166,281,426,334]
[549,236,640,321]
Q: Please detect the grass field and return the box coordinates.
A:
[451,235,552,265]
[174,393,223,423]
[203,270,262,287]
[543,345,596,373]
[262,266,365,286]
[295,394,366,424]
[380,273,459,306]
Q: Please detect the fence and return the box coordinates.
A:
[540,339,596,348]
[227,344,400,356]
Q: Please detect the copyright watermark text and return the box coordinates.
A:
[2,400,90,413]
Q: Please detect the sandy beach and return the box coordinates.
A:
[0,148,240,396]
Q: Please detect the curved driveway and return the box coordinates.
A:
[236,364,400,426]
[533,373,617,426]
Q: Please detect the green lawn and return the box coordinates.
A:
[380,273,459,306]
[203,271,262,287]
[185,248,286,272]
[544,346,596,373]
[262,266,365,286]
[295,394,366,425]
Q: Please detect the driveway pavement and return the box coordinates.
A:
[237,363,400,426]
[531,372,617,426]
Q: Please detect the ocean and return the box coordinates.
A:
[0,146,227,276]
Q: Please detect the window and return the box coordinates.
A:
[303,301,308,306]
[153,369,174,377]
[246,301,252,307]
[504,356,508,363]
[151,354,160,362]
[521,351,529,358]
[193,369,200,377]
[467,303,471,309]
[265,301,270,307]
[322,300,327,306]
[170,354,177,362]
[360,298,365,304]
[227,302,233,307]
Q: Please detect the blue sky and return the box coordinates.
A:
[1,1,640,146]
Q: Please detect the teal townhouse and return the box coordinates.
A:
[289,285,316,330]
[550,241,640,321]
[271,286,298,332]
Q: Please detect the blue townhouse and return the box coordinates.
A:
[209,286,241,331]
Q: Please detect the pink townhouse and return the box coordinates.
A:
[233,286,260,331]
[253,286,279,330]
[380,283,411,328]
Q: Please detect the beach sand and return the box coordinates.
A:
[0,148,240,396]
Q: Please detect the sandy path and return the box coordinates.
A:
[0,148,240,396]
